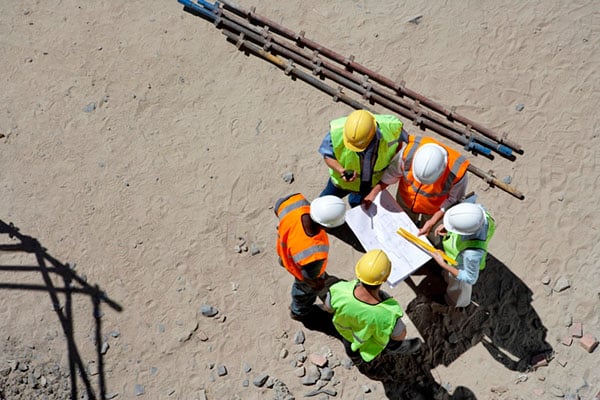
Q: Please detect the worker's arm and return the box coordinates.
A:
[389,318,407,341]
[431,250,460,277]
[363,151,403,206]
[323,157,356,182]
[418,209,445,236]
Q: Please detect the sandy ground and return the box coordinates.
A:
[1,0,599,399]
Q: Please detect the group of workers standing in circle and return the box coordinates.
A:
[275,110,495,366]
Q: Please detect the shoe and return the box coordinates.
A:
[386,338,422,355]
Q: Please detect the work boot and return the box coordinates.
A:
[385,338,422,355]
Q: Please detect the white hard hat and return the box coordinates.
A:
[412,143,448,184]
[443,203,486,235]
[310,196,346,228]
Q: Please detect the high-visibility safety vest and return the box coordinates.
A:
[275,193,329,281]
[329,280,403,362]
[443,212,496,270]
[329,115,402,192]
[396,135,470,215]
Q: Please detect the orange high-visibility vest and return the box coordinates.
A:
[397,136,470,215]
[275,194,329,281]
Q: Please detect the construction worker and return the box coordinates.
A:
[275,194,347,320]
[430,202,496,307]
[319,110,406,208]
[364,136,470,238]
[322,250,421,364]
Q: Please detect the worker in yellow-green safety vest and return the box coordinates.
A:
[322,250,422,364]
[318,110,405,208]
[431,202,496,308]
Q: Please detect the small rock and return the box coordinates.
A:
[250,243,260,256]
[563,314,573,327]
[134,384,145,396]
[362,385,371,393]
[570,322,583,338]
[579,334,598,353]
[320,367,333,381]
[502,176,512,184]
[198,331,208,341]
[242,362,251,373]
[515,103,525,112]
[533,388,545,396]
[341,358,353,369]
[557,193,565,202]
[491,386,508,394]
[561,336,573,346]
[554,277,570,292]
[564,394,579,400]
[282,172,294,184]
[242,379,249,387]
[200,304,218,317]
[150,367,158,375]
[301,374,318,386]
[158,324,166,333]
[233,245,242,253]
[549,385,564,397]
[84,102,97,113]
[110,330,120,338]
[408,15,423,24]
[294,330,305,344]
[253,373,269,387]
[100,341,109,355]
[217,365,227,376]
[541,276,551,285]
[280,348,289,359]
[308,353,328,367]
[294,366,305,377]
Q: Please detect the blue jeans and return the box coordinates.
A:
[290,279,319,316]
[320,178,363,208]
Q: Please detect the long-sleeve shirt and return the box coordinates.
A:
[380,150,468,212]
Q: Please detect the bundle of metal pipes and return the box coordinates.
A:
[178,0,525,199]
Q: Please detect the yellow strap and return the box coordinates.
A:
[396,228,457,266]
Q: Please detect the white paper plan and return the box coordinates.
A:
[345,190,432,286]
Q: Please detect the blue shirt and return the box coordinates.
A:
[454,221,488,285]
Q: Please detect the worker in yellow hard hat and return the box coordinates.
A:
[318,110,406,208]
[321,250,422,365]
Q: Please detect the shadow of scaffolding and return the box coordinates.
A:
[0,219,123,400]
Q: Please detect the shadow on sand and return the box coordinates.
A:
[0,219,123,400]
[304,224,553,399]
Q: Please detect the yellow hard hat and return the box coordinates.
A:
[343,110,376,152]
[355,250,391,286]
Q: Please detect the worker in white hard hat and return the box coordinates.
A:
[318,110,407,208]
[430,202,496,307]
[365,135,470,238]
[275,193,347,320]
[322,250,422,364]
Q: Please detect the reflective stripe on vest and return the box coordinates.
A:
[329,280,403,362]
[397,135,470,214]
[443,212,496,270]
[276,194,329,280]
[328,115,402,192]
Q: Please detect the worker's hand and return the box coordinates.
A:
[418,219,436,237]
[434,224,448,237]
[341,170,357,182]
[305,277,326,292]
[431,250,446,266]
[362,192,376,210]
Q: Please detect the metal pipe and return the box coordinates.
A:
[218,0,523,154]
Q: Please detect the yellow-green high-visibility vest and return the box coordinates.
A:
[329,115,402,192]
[443,212,496,270]
[330,280,403,362]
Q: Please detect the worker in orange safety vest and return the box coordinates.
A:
[275,193,346,320]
